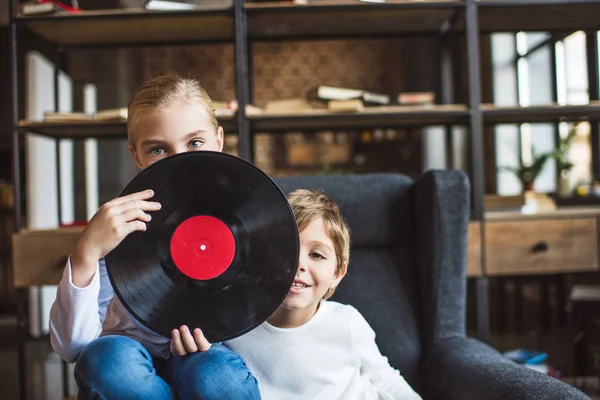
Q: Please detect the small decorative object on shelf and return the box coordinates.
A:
[501,149,554,214]
[501,148,551,193]
[553,124,577,198]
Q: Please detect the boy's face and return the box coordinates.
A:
[280,217,347,317]
[129,100,224,170]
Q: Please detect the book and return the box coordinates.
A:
[43,112,92,122]
[327,99,364,112]
[95,108,128,120]
[570,285,600,302]
[397,92,435,105]
[264,98,326,114]
[144,0,232,10]
[42,108,128,122]
[21,0,80,15]
[307,85,390,106]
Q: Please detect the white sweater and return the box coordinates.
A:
[49,258,171,362]
[224,301,422,400]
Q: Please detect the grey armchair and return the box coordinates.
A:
[276,170,588,400]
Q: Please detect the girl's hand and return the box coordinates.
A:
[170,326,212,356]
[71,189,161,287]
[78,189,160,260]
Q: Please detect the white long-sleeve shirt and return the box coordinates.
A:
[49,258,171,363]
[224,301,422,400]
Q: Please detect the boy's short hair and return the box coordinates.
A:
[287,189,350,300]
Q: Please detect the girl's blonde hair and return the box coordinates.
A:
[287,189,351,300]
[127,74,218,149]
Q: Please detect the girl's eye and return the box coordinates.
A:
[189,140,203,149]
[310,252,325,260]
[150,147,164,156]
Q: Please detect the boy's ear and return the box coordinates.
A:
[216,126,224,152]
[330,262,348,289]
[128,145,143,170]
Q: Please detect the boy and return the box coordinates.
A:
[224,189,422,399]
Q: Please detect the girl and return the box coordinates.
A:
[49,74,260,400]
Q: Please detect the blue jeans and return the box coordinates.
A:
[74,335,260,400]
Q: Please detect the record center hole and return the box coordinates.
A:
[200,244,207,251]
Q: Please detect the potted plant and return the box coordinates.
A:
[502,148,552,193]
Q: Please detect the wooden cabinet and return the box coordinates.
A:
[484,218,598,276]
[12,228,82,287]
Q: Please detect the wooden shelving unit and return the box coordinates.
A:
[7,1,600,398]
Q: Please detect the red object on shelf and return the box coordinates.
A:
[39,0,82,13]
[60,221,88,228]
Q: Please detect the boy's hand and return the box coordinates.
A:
[71,189,161,287]
[170,326,212,356]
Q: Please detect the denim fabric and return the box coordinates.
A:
[74,335,260,400]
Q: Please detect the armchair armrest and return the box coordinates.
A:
[421,336,589,400]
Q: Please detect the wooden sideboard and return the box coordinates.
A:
[12,227,81,287]
[467,207,600,277]
[11,207,600,286]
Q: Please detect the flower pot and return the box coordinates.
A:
[557,170,572,197]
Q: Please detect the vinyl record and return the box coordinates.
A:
[104,151,299,342]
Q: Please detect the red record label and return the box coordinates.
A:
[170,215,236,280]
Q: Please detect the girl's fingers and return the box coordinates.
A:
[180,326,199,353]
[113,199,161,216]
[118,208,152,224]
[120,221,148,237]
[193,328,212,352]
[171,329,186,356]
[108,189,155,206]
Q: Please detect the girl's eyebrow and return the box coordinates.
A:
[140,130,208,147]
[184,130,208,139]
[140,139,167,147]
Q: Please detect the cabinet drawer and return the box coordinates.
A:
[12,228,82,287]
[485,218,598,276]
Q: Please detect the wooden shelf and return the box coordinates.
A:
[246,0,464,39]
[19,120,127,139]
[482,103,600,124]
[15,7,234,46]
[248,104,470,131]
[18,116,237,139]
[19,104,600,137]
[477,0,600,32]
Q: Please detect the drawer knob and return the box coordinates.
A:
[532,241,549,253]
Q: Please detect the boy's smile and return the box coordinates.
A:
[289,278,311,294]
